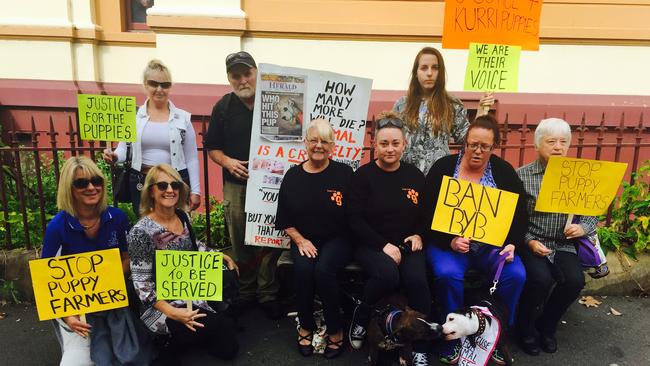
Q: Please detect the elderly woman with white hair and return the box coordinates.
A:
[515,118,607,357]
[275,119,353,359]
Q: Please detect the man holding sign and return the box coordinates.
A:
[515,118,617,356]
[36,156,151,365]
[421,115,527,365]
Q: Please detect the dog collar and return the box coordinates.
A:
[471,307,487,336]
[382,309,403,338]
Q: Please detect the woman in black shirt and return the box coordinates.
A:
[347,111,432,365]
[275,119,353,359]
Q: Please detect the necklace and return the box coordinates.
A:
[80,217,100,230]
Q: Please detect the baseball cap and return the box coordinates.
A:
[225,51,256,72]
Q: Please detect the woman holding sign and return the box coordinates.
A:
[275,119,353,359]
[515,118,604,356]
[103,59,201,214]
[393,47,494,175]
[421,115,527,365]
[42,156,152,366]
[347,111,434,365]
[128,164,239,364]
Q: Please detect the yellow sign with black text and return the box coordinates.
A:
[431,176,519,247]
[29,248,128,321]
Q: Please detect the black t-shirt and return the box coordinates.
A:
[275,160,353,244]
[205,92,253,184]
[347,161,425,251]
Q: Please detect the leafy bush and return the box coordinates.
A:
[0,151,59,249]
[598,160,650,259]
[191,196,229,249]
[0,279,20,303]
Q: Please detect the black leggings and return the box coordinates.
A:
[517,248,585,337]
[291,236,350,333]
[163,308,238,361]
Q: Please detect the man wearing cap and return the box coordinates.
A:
[206,51,283,320]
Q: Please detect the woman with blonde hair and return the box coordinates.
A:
[42,156,152,366]
[104,59,201,214]
[393,47,493,175]
[128,164,239,364]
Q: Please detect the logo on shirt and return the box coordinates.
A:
[108,231,119,247]
[328,190,343,206]
[403,188,419,204]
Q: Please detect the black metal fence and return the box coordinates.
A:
[1,111,648,250]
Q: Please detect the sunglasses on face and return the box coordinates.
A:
[72,176,104,189]
[376,118,404,130]
[153,181,182,191]
[146,80,172,89]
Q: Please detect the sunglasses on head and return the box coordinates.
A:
[226,51,249,62]
[146,80,172,89]
[377,118,404,130]
[153,181,182,191]
[72,176,104,189]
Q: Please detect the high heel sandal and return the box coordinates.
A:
[324,335,344,359]
[297,329,314,357]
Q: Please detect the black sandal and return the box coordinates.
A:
[324,335,344,359]
[297,329,314,357]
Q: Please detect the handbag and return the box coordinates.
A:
[571,216,602,268]
[114,143,132,203]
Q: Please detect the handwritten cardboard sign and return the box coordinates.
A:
[464,43,521,92]
[535,157,628,216]
[442,0,543,51]
[155,250,223,301]
[431,176,519,247]
[77,94,137,142]
[29,248,128,321]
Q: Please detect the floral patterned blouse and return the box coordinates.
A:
[128,215,214,334]
[393,96,469,176]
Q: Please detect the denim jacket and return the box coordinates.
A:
[116,100,191,172]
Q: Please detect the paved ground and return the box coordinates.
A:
[1,296,649,366]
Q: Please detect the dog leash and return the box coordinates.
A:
[489,252,508,295]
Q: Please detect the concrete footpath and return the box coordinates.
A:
[1,296,648,366]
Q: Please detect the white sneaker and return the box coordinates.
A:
[412,352,430,366]
[348,305,366,350]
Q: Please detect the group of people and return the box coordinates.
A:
[40,47,607,366]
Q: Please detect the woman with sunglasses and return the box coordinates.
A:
[347,111,433,365]
[42,156,152,366]
[393,47,493,175]
[128,164,239,364]
[420,115,527,365]
[103,59,201,215]
[274,119,353,359]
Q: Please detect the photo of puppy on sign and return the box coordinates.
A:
[367,294,442,366]
[442,299,513,366]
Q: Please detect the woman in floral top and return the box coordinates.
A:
[393,47,493,175]
[128,164,239,363]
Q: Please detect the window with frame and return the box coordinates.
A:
[126,0,154,31]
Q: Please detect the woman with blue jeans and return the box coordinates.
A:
[421,115,528,365]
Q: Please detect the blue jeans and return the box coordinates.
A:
[426,244,526,325]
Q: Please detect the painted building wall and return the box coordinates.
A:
[0,0,649,96]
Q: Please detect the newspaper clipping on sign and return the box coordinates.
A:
[245,63,372,248]
[260,74,306,141]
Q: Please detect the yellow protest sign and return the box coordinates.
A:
[29,248,128,321]
[464,43,521,92]
[156,250,223,301]
[77,94,136,142]
[431,176,519,247]
[535,157,628,216]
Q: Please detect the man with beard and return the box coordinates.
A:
[206,51,283,320]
